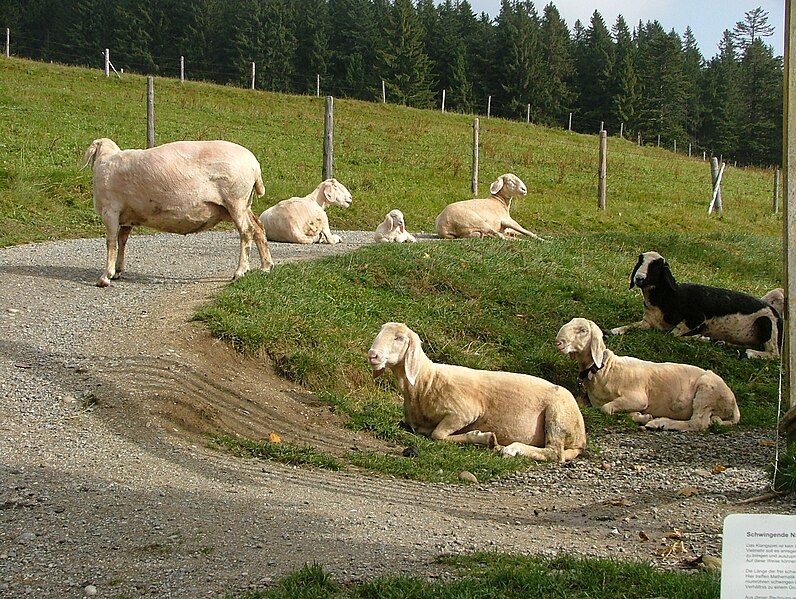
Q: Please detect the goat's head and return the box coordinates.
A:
[555,318,606,369]
[489,173,527,200]
[368,322,423,385]
[385,209,406,233]
[629,251,677,291]
[320,178,353,209]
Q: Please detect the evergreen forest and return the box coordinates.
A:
[1,0,784,165]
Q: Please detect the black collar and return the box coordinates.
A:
[578,362,603,382]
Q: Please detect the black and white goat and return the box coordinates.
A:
[609,251,782,359]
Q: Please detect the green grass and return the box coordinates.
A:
[231,554,719,598]
[0,55,781,248]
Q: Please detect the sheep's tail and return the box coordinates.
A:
[253,172,265,197]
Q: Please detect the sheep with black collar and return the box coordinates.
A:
[609,251,782,359]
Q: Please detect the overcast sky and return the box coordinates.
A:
[463,1,786,59]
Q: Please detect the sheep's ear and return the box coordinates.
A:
[80,140,99,170]
[386,213,395,230]
[629,255,643,289]
[661,262,677,290]
[323,182,334,202]
[588,321,606,368]
[404,331,422,386]
[489,176,505,195]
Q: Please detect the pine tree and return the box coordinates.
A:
[537,2,574,127]
[575,10,614,132]
[258,0,296,93]
[681,27,704,147]
[328,0,379,99]
[379,0,435,109]
[610,15,638,136]
[292,0,329,94]
[434,1,474,112]
[111,0,157,74]
[701,31,741,158]
[732,6,775,52]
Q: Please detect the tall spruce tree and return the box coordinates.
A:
[257,0,296,93]
[732,6,776,52]
[681,27,704,147]
[435,0,474,112]
[575,11,614,132]
[537,2,574,127]
[111,0,157,73]
[379,0,435,108]
[701,31,741,158]
[292,0,329,94]
[328,0,379,99]
[610,15,639,136]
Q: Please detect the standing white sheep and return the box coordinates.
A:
[434,173,543,240]
[374,209,416,243]
[81,138,273,287]
[259,178,352,244]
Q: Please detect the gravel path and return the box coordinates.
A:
[1,231,793,598]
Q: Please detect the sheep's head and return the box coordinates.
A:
[80,137,121,171]
[321,178,353,209]
[489,173,527,200]
[630,251,677,290]
[555,318,606,369]
[385,209,406,233]
[368,322,423,385]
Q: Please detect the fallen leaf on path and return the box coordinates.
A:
[268,432,282,444]
[676,486,699,497]
[711,464,726,474]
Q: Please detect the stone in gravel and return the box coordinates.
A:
[16,532,36,544]
[459,471,478,484]
[84,584,98,596]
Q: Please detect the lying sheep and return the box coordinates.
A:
[368,322,586,462]
[609,251,782,359]
[81,138,273,287]
[557,318,740,431]
[434,173,543,240]
[259,178,352,244]
[374,209,416,243]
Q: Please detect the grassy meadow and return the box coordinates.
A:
[1,56,786,484]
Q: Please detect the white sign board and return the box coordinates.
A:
[721,513,796,599]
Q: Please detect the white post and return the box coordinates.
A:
[382,80,386,103]
[708,158,725,214]
[620,122,624,138]
[472,118,479,195]
[316,74,320,97]
[703,151,706,161]
[568,112,572,131]
[5,28,9,57]
[600,120,604,132]
[441,89,446,112]
[774,167,781,214]
[487,95,492,118]
[250,62,255,90]
[104,48,109,77]
[146,76,155,149]
[674,139,677,154]
[526,103,530,123]
[657,134,661,147]
[688,143,692,157]
[598,130,607,210]
[323,96,334,180]
[180,56,184,82]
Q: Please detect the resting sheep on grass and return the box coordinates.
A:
[557,318,740,431]
[609,251,782,359]
[374,209,416,243]
[761,287,785,317]
[259,178,352,244]
[434,173,543,240]
[368,322,586,462]
[81,138,273,287]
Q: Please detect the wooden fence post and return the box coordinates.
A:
[487,95,492,119]
[5,28,9,57]
[674,139,677,154]
[316,74,320,97]
[250,62,255,90]
[774,168,781,214]
[104,48,109,77]
[708,157,725,214]
[323,96,334,180]
[442,89,446,113]
[526,104,530,123]
[568,112,572,131]
[784,0,796,416]
[472,118,479,195]
[382,80,386,103]
[619,122,624,138]
[146,76,155,149]
[180,56,184,82]
[598,130,607,210]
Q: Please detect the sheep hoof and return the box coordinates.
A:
[96,277,111,288]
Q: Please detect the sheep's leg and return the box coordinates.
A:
[114,225,133,278]
[430,418,496,447]
[247,210,273,272]
[228,207,258,279]
[600,394,648,416]
[317,215,341,245]
[608,320,650,336]
[501,218,543,241]
[629,412,653,424]
[501,441,571,462]
[98,217,120,287]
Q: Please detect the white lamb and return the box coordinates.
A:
[259,178,352,244]
[81,138,273,287]
[434,173,543,240]
[368,322,586,462]
[374,209,416,243]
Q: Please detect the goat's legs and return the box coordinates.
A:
[114,225,133,278]
[247,210,273,271]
